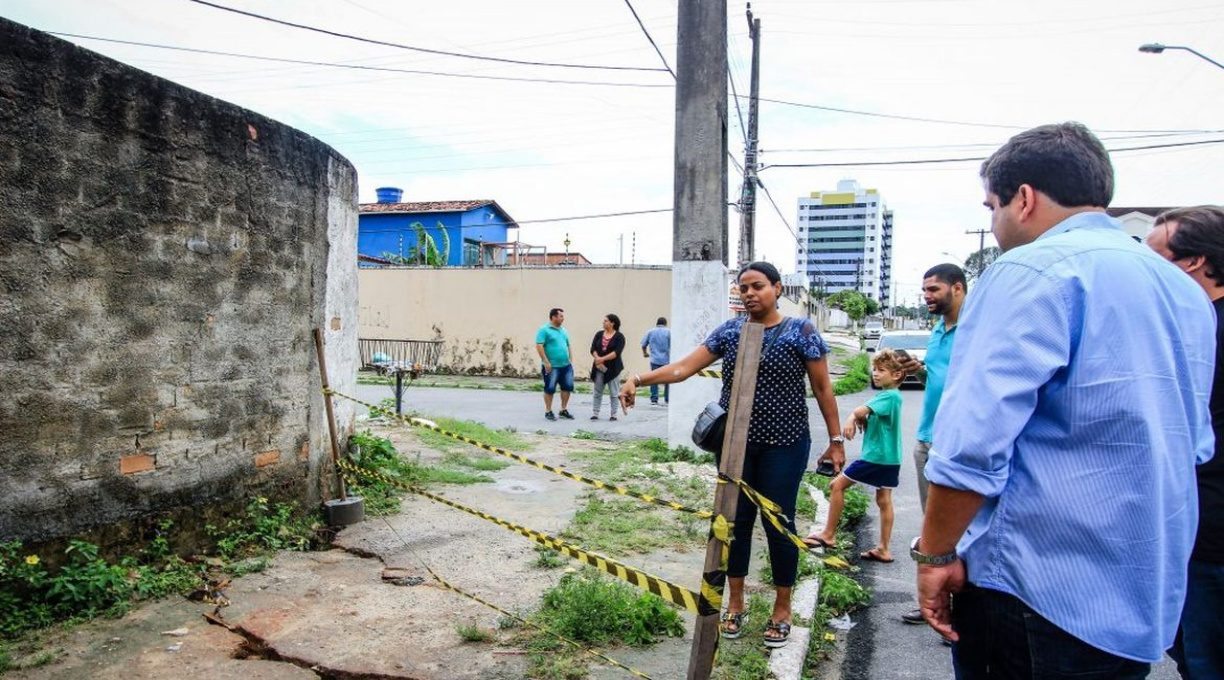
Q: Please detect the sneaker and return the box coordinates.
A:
[558,410,575,420]
[901,608,925,625]
[609,415,617,421]
[650,400,658,405]
[590,415,599,420]
[545,412,556,421]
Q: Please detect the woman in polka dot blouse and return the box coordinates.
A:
[618,261,845,649]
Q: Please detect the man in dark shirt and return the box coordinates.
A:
[1147,205,1224,679]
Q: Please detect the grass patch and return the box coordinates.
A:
[711,593,774,679]
[570,429,599,440]
[533,545,567,569]
[521,569,684,678]
[563,496,704,555]
[412,416,533,454]
[441,451,511,472]
[832,353,870,395]
[456,623,496,642]
[346,430,499,515]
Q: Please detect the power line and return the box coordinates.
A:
[52,32,673,89]
[727,66,749,148]
[761,130,1224,154]
[621,0,675,78]
[184,0,670,73]
[761,138,1224,169]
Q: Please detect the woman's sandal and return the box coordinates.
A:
[763,620,791,649]
[719,610,747,639]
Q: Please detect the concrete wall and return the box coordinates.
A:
[358,267,672,378]
[0,19,359,543]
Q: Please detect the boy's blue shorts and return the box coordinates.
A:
[843,460,900,489]
[542,365,574,395]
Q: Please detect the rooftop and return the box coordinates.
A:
[359,200,495,214]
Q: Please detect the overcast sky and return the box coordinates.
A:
[4,0,1222,307]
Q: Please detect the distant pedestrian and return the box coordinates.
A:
[804,350,906,564]
[589,314,626,421]
[640,317,671,404]
[1146,205,1224,680]
[535,308,575,421]
[896,263,966,629]
[619,261,845,649]
[916,122,1215,678]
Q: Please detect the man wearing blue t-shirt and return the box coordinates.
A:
[535,308,574,421]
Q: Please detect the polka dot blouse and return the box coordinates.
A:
[703,316,830,446]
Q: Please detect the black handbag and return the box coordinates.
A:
[691,401,727,454]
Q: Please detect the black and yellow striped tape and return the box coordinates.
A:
[720,474,851,570]
[696,369,722,379]
[338,460,705,614]
[327,389,714,519]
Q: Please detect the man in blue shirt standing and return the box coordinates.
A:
[535,308,575,421]
[640,317,671,405]
[914,123,1216,678]
[898,262,966,629]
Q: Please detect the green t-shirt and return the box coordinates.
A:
[535,324,571,368]
[861,389,903,466]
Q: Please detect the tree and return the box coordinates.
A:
[825,290,871,323]
[964,246,1001,282]
[381,221,452,266]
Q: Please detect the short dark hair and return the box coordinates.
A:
[737,260,781,285]
[980,122,1114,209]
[549,308,564,319]
[923,263,968,291]
[605,313,621,331]
[1156,205,1224,286]
[656,317,667,326]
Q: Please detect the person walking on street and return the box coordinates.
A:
[535,308,575,421]
[1146,205,1224,680]
[618,261,845,649]
[589,314,626,421]
[915,123,1216,678]
[640,317,671,405]
[897,263,966,628]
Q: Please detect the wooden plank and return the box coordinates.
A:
[686,321,764,679]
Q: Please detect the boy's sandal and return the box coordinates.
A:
[763,620,791,649]
[719,611,747,639]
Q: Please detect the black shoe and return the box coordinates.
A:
[590,415,599,420]
[609,416,617,421]
[545,412,556,421]
[558,410,574,420]
[901,608,925,625]
[650,400,658,405]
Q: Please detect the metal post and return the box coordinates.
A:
[395,370,404,415]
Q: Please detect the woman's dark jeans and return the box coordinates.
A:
[952,584,1150,679]
[716,436,809,587]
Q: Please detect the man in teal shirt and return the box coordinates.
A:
[535,308,574,421]
[899,262,965,627]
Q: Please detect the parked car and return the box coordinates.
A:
[869,330,931,389]
[862,321,884,341]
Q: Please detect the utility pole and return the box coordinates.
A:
[618,233,624,265]
[966,228,990,255]
[673,0,727,671]
[736,4,761,265]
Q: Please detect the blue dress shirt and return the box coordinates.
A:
[926,211,1217,662]
[641,326,671,365]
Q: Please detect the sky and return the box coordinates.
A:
[4,0,1222,307]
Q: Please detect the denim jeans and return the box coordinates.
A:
[952,584,1150,679]
[1169,558,1224,679]
[716,437,809,587]
[649,362,669,403]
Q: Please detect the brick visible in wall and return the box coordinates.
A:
[299,442,309,461]
[255,450,280,468]
[120,454,156,475]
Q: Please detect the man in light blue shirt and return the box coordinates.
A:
[640,317,670,405]
[914,123,1216,677]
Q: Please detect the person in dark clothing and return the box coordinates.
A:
[1147,205,1224,680]
[589,314,626,420]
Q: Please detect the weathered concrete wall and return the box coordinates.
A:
[0,19,359,543]
[358,267,672,378]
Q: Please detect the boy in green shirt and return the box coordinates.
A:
[804,350,906,562]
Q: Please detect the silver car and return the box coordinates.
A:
[869,330,931,389]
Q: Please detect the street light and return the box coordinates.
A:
[1138,43,1224,71]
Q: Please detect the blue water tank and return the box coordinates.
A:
[375,187,403,203]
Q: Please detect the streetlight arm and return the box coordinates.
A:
[1139,43,1224,71]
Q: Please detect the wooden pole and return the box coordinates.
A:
[686,322,764,679]
[313,327,347,501]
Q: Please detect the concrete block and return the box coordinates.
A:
[254,449,280,468]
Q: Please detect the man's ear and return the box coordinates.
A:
[1182,254,1208,275]
[1015,184,1038,221]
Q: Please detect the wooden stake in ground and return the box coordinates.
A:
[687,322,764,679]
[312,327,347,501]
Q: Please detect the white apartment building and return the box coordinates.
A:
[795,179,893,307]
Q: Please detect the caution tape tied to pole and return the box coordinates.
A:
[338,459,708,615]
[719,474,851,570]
[327,389,712,519]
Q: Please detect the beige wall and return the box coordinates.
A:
[359,266,673,378]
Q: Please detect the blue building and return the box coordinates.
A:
[358,187,519,266]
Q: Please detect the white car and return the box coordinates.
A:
[869,330,931,389]
[862,321,884,341]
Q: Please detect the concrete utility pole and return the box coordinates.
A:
[736,5,761,265]
[966,227,990,255]
[669,0,728,456]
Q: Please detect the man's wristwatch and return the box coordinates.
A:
[829,435,846,444]
[910,536,958,566]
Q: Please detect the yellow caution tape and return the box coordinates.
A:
[338,460,707,614]
[327,389,713,519]
[696,369,723,379]
[719,474,851,570]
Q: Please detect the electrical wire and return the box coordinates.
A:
[761,131,1224,154]
[52,32,673,88]
[184,0,670,73]
[728,66,749,149]
[621,0,675,78]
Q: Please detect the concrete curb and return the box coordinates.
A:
[769,482,831,679]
